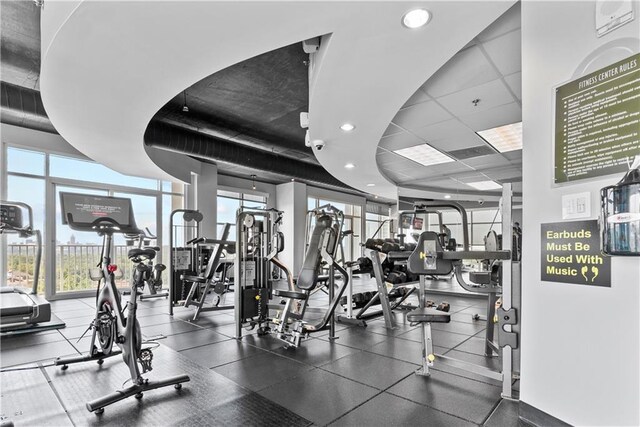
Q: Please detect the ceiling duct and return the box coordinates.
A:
[0,81,56,134]
[145,121,352,190]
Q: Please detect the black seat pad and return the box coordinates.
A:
[407,307,451,323]
[469,271,491,284]
[273,289,308,300]
[128,248,156,260]
[144,246,160,252]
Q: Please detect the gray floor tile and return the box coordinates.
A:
[0,367,73,426]
[453,336,495,356]
[387,369,502,424]
[142,320,203,337]
[269,337,361,367]
[432,319,486,335]
[179,338,265,368]
[321,351,417,390]
[0,330,66,350]
[331,392,476,427]
[259,368,379,425]
[213,352,313,392]
[484,399,522,427]
[367,337,448,365]
[317,326,389,350]
[160,328,229,351]
[136,313,176,327]
[53,307,95,320]
[0,339,79,368]
[397,328,471,349]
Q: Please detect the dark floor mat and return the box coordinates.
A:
[42,344,309,426]
[1,313,66,337]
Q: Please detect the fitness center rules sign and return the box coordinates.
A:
[541,220,611,287]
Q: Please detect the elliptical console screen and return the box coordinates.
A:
[1,205,23,228]
[60,193,133,229]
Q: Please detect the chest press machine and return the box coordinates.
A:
[271,205,349,348]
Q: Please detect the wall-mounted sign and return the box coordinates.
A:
[554,53,640,183]
[541,220,611,287]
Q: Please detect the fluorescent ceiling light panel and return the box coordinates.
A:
[477,122,522,153]
[466,180,502,191]
[394,144,454,167]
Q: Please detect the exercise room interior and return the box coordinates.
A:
[0,1,639,426]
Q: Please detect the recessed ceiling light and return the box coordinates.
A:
[367,183,375,187]
[394,144,454,167]
[340,123,355,132]
[466,180,502,191]
[402,8,431,29]
[444,194,451,199]
[345,163,355,169]
[477,122,522,153]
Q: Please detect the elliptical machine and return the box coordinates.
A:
[53,192,189,414]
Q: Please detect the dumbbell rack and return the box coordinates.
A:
[337,248,417,329]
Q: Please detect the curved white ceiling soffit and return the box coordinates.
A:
[40,1,514,198]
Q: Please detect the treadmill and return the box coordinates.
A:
[1,201,51,330]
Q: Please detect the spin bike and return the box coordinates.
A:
[54,192,189,414]
[123,227,168,300]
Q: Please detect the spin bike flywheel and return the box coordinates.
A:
[96,303,116,355]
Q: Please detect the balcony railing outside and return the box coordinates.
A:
[7,244,136,293]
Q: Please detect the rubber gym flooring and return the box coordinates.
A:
[0,277,523,426]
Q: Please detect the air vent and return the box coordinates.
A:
[448,145,496,160]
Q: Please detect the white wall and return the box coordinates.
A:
[276,181,307,274]
[520,2,639,425]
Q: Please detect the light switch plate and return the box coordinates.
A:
[562,192,592,219]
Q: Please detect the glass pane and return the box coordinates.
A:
[472,223,502,246]
[472,209,501,223]
[353,205,362,217]
[442,210,464,225]
[6,176,46,293]
[55,185,109,294]
[319,200,346,213]
[218,190,240,199]
[7,147,45,176]
[218,196,240,225]
[307,198,316,210]
[243,193,266,203]
[50,154,158,190]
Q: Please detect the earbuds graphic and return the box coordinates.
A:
[581,266,589,282]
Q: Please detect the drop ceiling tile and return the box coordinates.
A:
[422,46,500,99]
[477,3,521,42]
[482,29,522,76]
[484,167,522,181]
[383,123,404,137]
[459,102,522,131]
[504,72,522,100]
[407,162,473,180]
[392,101,452,132]
[453,173,491,183]
[503,149,522,161]
[413,118,470,142]
[428,132,487,152]
[379,157,426,173]
[376,150,400,165]
[461,153,511,169]
[436,79,514,118]
[402,88,431,108]
[379,131,425,151]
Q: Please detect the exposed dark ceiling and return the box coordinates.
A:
[1,1,390,200]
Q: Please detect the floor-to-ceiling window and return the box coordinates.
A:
[216,190,267,239]
[3,145,183,299]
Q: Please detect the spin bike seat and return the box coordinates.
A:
[128,248,156,261]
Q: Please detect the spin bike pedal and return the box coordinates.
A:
[138,348,153,373]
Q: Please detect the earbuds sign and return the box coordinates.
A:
[541,220,611,287]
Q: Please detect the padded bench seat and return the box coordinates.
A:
[407,307,451,323]
[273,289,308,300]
